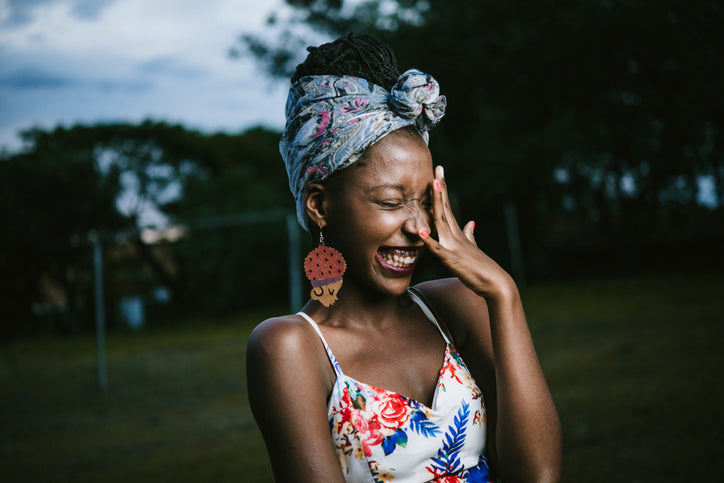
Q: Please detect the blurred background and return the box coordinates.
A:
[1,0,722,481]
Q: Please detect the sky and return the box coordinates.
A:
[0,0,312,152]
[1,0,717,210]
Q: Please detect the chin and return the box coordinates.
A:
[374,276,413,298]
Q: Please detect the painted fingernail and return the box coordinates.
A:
[434,180,442,192]
[419,229,429,238]
[471,221,476,231]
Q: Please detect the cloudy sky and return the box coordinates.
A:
[0,0,314,152]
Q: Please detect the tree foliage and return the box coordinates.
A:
[236,0,724,276]
[1,128,127,334]
[1,121,289,335]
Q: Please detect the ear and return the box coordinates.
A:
[304,183,328,229]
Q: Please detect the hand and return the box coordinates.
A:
[420,165,515,299]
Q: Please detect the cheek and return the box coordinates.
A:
[334,211,404,258]
[355,211,404,240]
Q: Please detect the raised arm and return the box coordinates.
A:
[419,166,562,482]
[246,316,346,482]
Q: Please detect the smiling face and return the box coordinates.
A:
[319,128,434,298]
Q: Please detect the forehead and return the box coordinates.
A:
[340,130,433,190]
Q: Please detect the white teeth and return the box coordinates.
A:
[380,249,417,268]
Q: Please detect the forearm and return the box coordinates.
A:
[420,165,561,480]
[485,280,562,482]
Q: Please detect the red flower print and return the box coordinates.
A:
[434,476,464,482]
[374,394,412,430]
[440,358,463,385]
[426,466,466,482]
[331,386,361,436]
[355,415,384,456]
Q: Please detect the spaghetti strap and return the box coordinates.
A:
[296,312,344,377]
[407,289,452,345]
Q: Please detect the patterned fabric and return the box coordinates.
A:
[296,291,492,482]
[280,69,447,230]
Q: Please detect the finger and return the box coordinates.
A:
[434,165,460,237]
[462,220,478,246]
[419,228,444,255]
[431,168,450,238]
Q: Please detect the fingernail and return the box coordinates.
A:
[437,165,445,178]
[434,180,442,192]
[471,221,475,231]
[419,229,428,238]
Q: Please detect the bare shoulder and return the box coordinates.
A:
[246,313,334,423]
[413,279,496,424]
[412,278,491,351]
[246,314,330,381]
[246,315,344,481]
[247,314,315,358]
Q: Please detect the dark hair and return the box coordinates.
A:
[291,32,400,89]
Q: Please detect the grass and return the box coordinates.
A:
[1,309,275,483]
[523,270,724,481]
[1,269,722,482]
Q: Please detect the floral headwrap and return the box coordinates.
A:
[280,68,447,230]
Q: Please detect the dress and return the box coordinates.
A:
[297,290,493,482]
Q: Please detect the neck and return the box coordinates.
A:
[303,283,411,330]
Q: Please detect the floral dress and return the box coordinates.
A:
[297,290,493,482]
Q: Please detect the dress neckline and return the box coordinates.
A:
[297,289,456,411]
[333,343,454,411]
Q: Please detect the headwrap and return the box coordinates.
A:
[280,68,447,230]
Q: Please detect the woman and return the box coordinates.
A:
[247,33,561,482]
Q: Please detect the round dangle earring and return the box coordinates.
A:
[303,226,346,307]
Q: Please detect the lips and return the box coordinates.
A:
[375,247,420,275]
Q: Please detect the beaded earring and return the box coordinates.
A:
[303,226,346,307]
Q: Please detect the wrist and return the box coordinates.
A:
[478,272,519,303]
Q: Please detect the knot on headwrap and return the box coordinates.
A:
[280,68,447,230]
[389,69,446,131]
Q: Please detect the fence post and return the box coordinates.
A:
[93,233,108,392]
[503,199,526,287]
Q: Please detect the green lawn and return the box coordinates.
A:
[1,270,722,482]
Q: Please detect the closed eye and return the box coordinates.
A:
[377,199,404,209]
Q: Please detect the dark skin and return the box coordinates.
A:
[246,129,562,482]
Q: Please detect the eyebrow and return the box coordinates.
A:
[369,183,406,192]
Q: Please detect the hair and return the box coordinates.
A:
[291,32,401,90]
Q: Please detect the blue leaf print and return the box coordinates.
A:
[382,428,407,456]
[381,428,408,456]
[464,455,492,482]
[430,400,470,473]
[408,409,441,438]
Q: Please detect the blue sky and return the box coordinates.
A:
[0,0,308,152]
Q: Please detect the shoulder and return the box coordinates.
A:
[246,315,335,409]
[247,314,315,357]
[246,314,332,388]
[412,279,496,411]
[412,278,491,348]
[246,315,346,481]
[412,277,489,325]
[246,315,329,372]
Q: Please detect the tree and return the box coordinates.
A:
[1,121,290,334]
[234,0,724,277]
[0,127,127,335]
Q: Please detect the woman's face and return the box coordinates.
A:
[324,129,434,298]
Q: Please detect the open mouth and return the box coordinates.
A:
[376,247,420,272]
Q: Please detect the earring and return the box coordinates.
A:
[303,226,346,307]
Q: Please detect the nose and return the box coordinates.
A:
[402,201,432,239]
